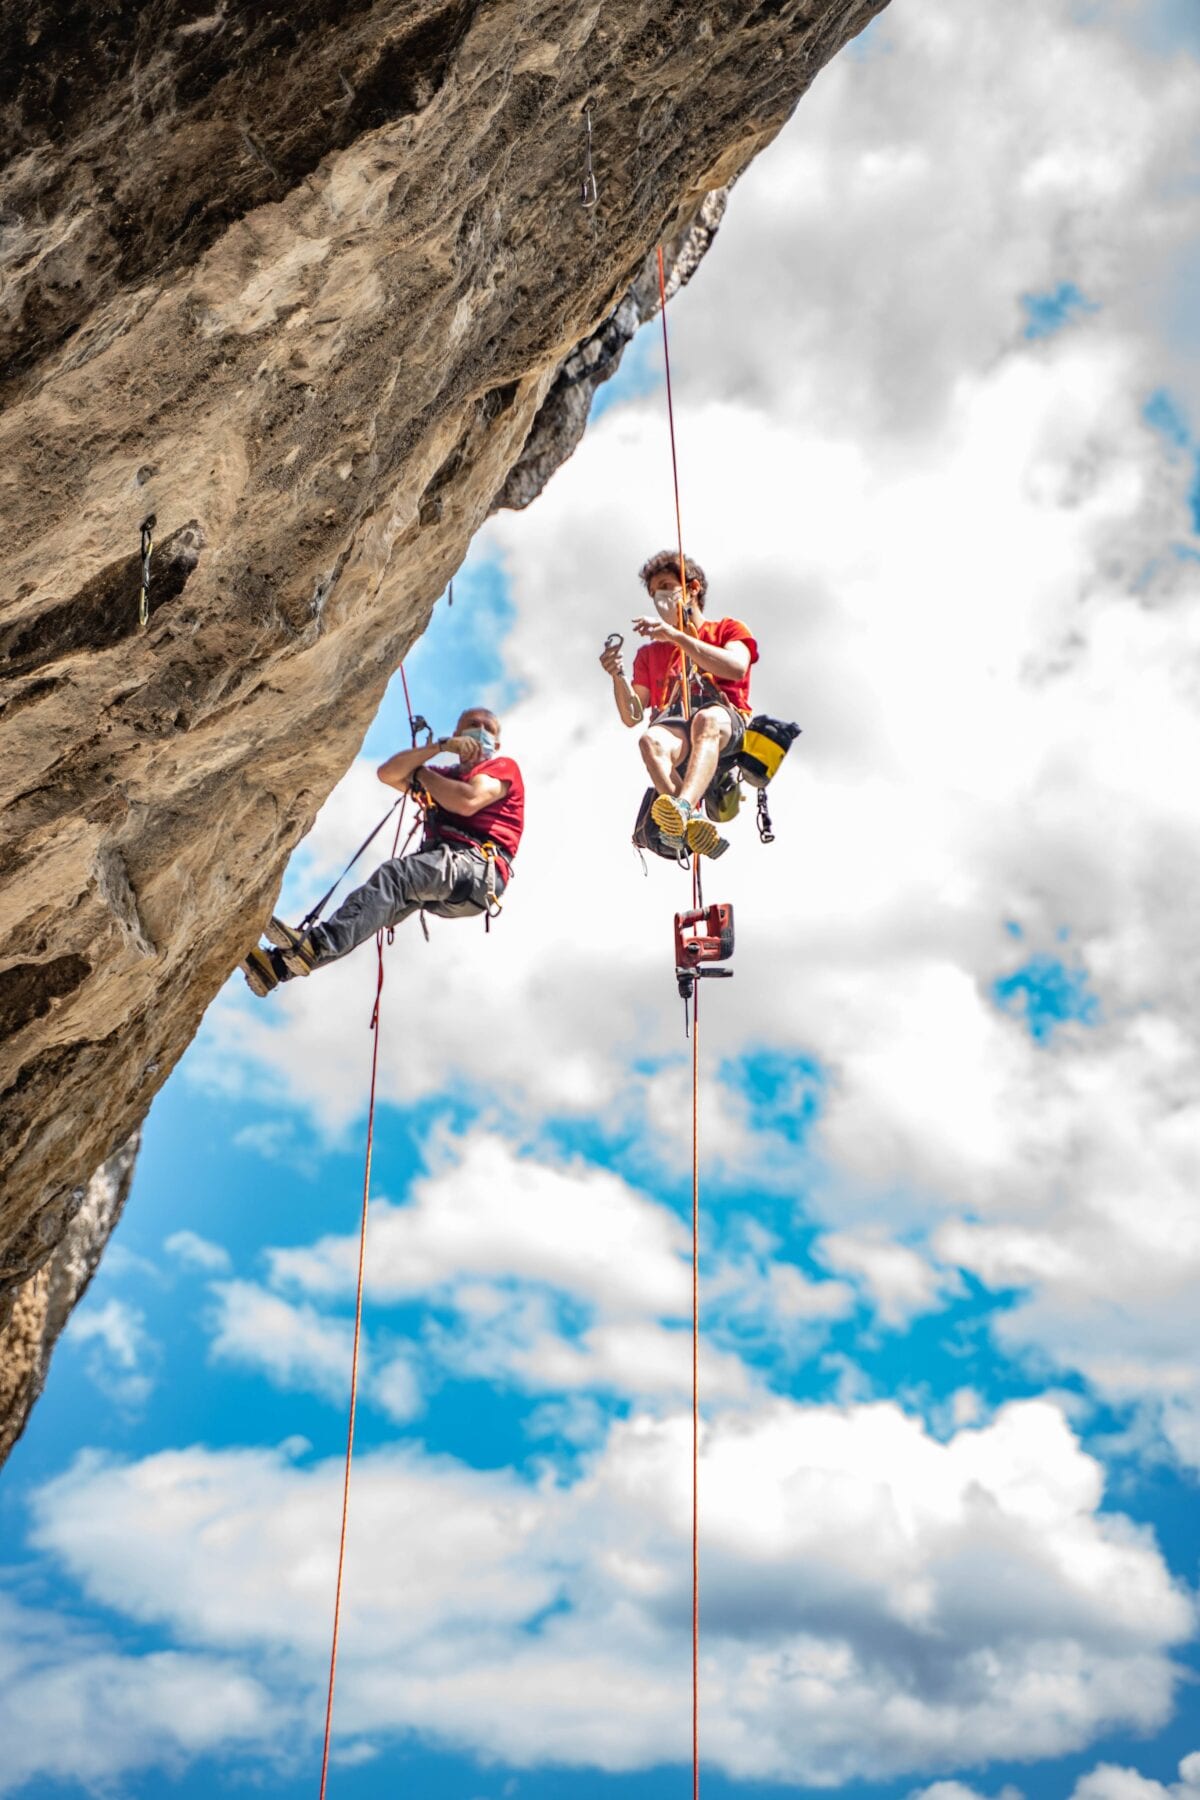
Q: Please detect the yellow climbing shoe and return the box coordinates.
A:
[243,945,286,997]
[264,916,319,978]
[686,815,728,859]
[651,792,692,841]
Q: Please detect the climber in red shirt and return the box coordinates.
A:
[600,550,757,859]
[242,706,524,996]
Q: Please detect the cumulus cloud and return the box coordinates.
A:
[27,1399,1192,1785]
[206,1279,422,1422]
[208,1279,357,1404]
[67,1297,157,1409]
[909,1785,1023,1800]
[0,1593,281,1796]
[259,1129,763,1404]
[269,1127,692,1317]
[164,1229,232,1273]
[817,1229,959,1327]
[1071,1752,1200,1800]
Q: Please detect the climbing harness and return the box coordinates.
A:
[580,104,599,208]
[138,514,155,630]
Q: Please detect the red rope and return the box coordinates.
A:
[317,671,425,1796]
[690,978,701,1800]
[656,244,693,727]
[399,662,416,731]
[657,237,703,1800]
[318,934,385,1800]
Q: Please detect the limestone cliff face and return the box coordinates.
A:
[0,0,886,1462]
[0,1132,140,1466]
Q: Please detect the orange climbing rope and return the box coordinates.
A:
[657,238,703,1800]
[317,929,385,1800]
[317,665,425,1799]
[656,244,694,731]
[689,979,701,1800]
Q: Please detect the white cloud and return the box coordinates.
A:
[0,1593,281,1795]
[206,1279,423,1422]
[261,1129,764,1404]
[208,1279,355,1403]
[164,1229,232,1273]
[909,1785,1023,1800]
[232,1118,318,1177]
[67,1297,157,1409]
[372,1351,422,1424]
[818,1229,958,1327]
[1071,1752,1200,1800]
[27,1399,1191,1785]
[270,1127,692,1318]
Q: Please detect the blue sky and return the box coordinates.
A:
[5,5,1200,1799]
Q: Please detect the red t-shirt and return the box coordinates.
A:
[632,617,758,716]
[429,755,524,864]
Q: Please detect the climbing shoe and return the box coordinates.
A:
[243,945,290,997]
[686,815,729,859]
[650,792,694,842]
[264,917,320,978]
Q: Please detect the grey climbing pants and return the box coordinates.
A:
[309,843,503,965]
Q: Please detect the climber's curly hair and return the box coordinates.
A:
[638,549,708,608]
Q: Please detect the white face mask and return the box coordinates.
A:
[460,724,498,760]
[652,586,686,621]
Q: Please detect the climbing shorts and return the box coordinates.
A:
[650,694,747,765]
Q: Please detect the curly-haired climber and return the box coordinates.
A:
[599,551,758,859]
[241,706,524,996]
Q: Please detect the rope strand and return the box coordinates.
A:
[318,934,385,1800]
[656,244,693,726]
[317,670,424,1796]
[691,977,701,1800]
[658,236,703,1800]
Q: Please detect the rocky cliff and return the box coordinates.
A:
[0,0,886,1464]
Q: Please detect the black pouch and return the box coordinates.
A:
[737,716,802,788]
[632,787,687,863]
